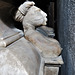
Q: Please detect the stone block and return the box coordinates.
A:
[45,66,59,75]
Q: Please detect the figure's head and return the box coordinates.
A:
[23,6,47,28]
[14,1,47,30]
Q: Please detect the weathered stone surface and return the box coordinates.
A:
[0,37,63,75]
[0,20,19,40]
[15,1,35,22]
[0,20,24,47]
[0,21,63,75]
[44,67,59,75]
[0,23,63,75]
[36,26,55,38]
[44,56,64,65]
[22,6,47,30]
[0,1,64,75]
[0,48,28,75]
[20,5,61,58]
[25,29,61,58]
[0,37,41,75]
[0,32,23,47]
[57,0,75,75]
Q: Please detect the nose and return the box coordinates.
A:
[40,10,47,17]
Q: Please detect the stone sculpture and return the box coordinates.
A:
[0,1,63,75]
[15,2,61,58]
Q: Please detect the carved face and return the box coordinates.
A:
[22,6,47,27]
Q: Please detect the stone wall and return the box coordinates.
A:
[57,0,75,75]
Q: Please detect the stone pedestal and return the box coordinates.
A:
[44,56,63,75]
[45,67,59,75]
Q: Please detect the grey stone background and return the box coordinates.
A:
[57,0,75,75]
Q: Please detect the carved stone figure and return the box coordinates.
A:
[15,3,61,58]
[0,1,63,75]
